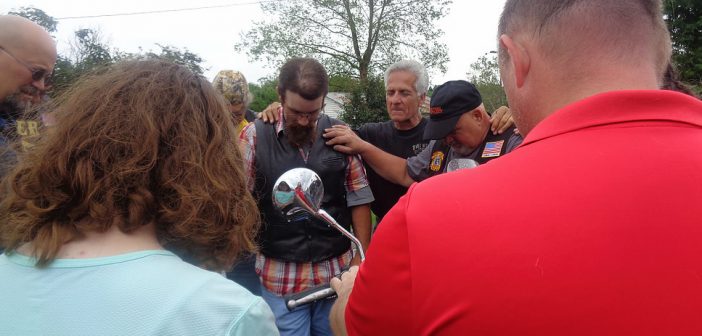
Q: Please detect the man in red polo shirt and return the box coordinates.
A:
[329,0,702,335]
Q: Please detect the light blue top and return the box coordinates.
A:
[0,250,279,336]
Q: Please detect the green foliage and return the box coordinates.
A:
[8,7,57,33]
[50,28,113,95]
[339,75,388,128]
[467,53,508,113]
[236,0,451,82]
[144,44,206,75]
[664,0,702,90]
[248,79,279,112]
[9,6,207,97]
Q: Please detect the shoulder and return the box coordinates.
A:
[165,263,278,335]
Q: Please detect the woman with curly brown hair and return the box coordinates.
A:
[0,59,278,336]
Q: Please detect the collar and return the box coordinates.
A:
[522,90,702,148]
[275,106,286,136]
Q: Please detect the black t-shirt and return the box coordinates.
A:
[356,118,429,220]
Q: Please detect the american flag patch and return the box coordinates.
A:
[481,140,504,158]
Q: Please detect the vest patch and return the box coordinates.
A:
[430,151,445,172]
[481,140,504,158]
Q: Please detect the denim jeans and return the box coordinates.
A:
[260,285,335,336]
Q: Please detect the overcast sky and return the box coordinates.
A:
[2,0,506,85]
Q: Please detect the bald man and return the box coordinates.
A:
[0,15,56,177]
[330,1,702,335]
[0,15,56,103]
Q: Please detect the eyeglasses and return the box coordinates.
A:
[285,104,326,120]
[0,46,52,84]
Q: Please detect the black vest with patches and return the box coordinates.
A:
[253,116,352,263]
[427,126,517,178]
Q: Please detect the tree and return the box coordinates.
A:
[340,75,388,128]
[664,0,702,93]
[467,53,508,113]
[8,7,57,33]
[248,79,279,112]
[236,0,451,82]
[144,44,206,75]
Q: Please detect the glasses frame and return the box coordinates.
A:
[284,103,326,121]
[0,46,51,84]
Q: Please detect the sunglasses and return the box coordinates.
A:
[0,46,52,84]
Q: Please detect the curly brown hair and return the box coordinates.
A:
[0,59,259,270]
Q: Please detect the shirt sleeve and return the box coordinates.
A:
[345,185,415,336]
[227,297,280,336]
[406,140,437,182]
[344,154,374,207]
[239,123,257,192]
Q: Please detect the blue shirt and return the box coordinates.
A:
[0,250,279,336]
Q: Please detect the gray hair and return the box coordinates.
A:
[384,60,429,96]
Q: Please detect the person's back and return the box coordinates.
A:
[0,251,273,336]
[0,59,278,336]
[332,1,702,335]
[361,90,702,334]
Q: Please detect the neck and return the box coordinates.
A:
[520,66,660,136]
[19,222,164,259]
[393,113,422,131]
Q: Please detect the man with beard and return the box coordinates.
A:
[239,57,372,336]
[0,15,57,175]
[324,80,523,187]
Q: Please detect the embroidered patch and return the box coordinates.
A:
[430,151,445,172]
[481,140,504,158]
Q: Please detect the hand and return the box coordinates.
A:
[330,266,359,336]
[331,265,359,305]
[323,125,369,154]
[257,102,281,123]
[489,106,516,135]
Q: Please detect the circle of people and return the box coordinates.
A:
[1,1,701,335]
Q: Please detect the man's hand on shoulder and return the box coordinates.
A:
[323,125,371,155]
[490,106,519,135]
[257,102,281,123]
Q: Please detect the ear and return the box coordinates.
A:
[470,109,484,122]
[499,34,530,88]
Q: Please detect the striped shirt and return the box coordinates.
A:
[239,108,372,295]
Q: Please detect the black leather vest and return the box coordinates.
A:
[427,126,518,178]
[253,115,352,263]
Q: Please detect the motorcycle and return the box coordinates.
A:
[272,159,478,310]
[272,167,365,310]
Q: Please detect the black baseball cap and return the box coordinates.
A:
[423,80,482,140]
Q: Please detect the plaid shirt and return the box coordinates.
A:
[239,108,370,295]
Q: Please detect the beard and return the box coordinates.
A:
[450,143,476,156]
[286,122,317,148]
[3,84,39,114]
[0,95,25,123]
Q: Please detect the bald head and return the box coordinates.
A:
[496,0,671,135]
[0,15,57,101]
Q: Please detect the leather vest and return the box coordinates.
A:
[427,126,518,178]
[253,115,352,263]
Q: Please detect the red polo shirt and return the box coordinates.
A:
[346,90,702,335]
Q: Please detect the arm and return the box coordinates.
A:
[350,204,371,266]
[330,188,415,335]
[330,266,359,336]
[238,123,257,192]
[324,125,415,187]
